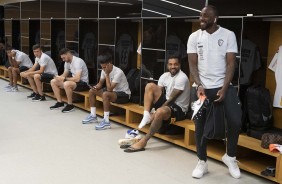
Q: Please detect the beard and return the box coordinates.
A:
[200,21,214,30]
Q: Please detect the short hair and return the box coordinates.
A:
[32,44,41,50]
[59,48,71,55]
[97,49,113,64]
[205,5,219,17]
[167,55,181,63]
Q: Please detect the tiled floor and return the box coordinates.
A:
[0,79,275,184]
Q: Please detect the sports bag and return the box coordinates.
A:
[261,133,282,149]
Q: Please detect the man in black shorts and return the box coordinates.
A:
[82,49,131,130]
[124,55,190,152]
[5,45,33,92]
[20,44,58,101]
[50,48,89,113]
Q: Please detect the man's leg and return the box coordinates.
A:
[64,81,76,105]
[34,74,44,96]
[101,91,117,122]
[126,106,171,150]
[138,83,162,128]
[12,67,20,88]
[50,78,64,102]
[26,73,37,93]
[7,67,13,86]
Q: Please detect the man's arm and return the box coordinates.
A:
[188,53,201,85]
[105,74,117,91]
[65,71,81,82]
[162,89,183,107]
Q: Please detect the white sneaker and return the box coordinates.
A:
[192,160,208,179]
[222,153,241,179]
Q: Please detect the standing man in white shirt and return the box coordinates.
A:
[20,44,58,101]
[5,45,33,92]
[187,5,242,179]
[82,49,131,130]
[50,48,89,113]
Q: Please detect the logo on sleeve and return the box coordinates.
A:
[218,39,224,46]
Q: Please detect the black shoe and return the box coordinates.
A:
[27,92,36,98]
[50,102,64,110]
[62,104,75,113]
[32,94,46,102]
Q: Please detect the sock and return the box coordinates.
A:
[104,111,110,122]
[91,107,96,117]
[138,111,151,129]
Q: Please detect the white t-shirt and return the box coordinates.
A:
[35,52,58,76]
[13,50,33,68]
[158,70,190,112]
[187,26,238,89]
[269,46,282,108]
[100,65,131,95]
[64,56,89,83]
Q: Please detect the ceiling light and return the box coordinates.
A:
[142,8,171,17]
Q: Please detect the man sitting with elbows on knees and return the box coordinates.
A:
[20,44,58,101]
[82,49,131,130]
[124,55,190,153]
[5,45,33,92]
[50,48,89,113]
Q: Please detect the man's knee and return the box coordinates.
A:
[34,74,41,81]
[63,81,75,91]
[155,107,170,120]
[145,82,157,91]
[102,91,111,100]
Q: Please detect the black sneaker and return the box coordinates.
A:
[62,104,75,113]
[27,92,36,98]
[32,94,46,102]
[50,102,64,110]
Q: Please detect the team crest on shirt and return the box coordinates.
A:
[218,39,224,46]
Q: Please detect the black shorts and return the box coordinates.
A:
[41,73,55,83]
[153,90,186,123]
[74,81,89,92]
[102,88,130,104]
[19,66,29,72]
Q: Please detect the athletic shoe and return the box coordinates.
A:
[222,153,241,179]
[6,86,18,92]
[82,114,98,124]
[118,135,142,146]
[27,92,37,98]
[191,95,209,120]
[4,84,12,89]
[32,94,46,102]
[125,129,139,139]
[50,102,64,110]
[62,104,75,113]
[95,119,111,130]
[192,160,208,179]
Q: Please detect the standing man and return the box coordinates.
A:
[82,50,131,130]
[187,5,242,179]
[20,44,58,101]
[124,55,190,152]
[5,45,33,92]
[50,48,89,113]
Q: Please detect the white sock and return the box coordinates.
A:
[138,111,151,129]
[91,107,96,117]
[104,111,110,122]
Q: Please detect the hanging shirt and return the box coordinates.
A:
[269,46,282,108]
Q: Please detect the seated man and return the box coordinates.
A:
[82,50,131,130]
[20,44,58,101]
[50,48,89,113]
[5,45,33,92]
[124,55,190,152]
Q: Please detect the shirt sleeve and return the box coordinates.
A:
[158,73,165,87]
[227,31,238,53]
[112,71,123,84]
[187,31,198,54]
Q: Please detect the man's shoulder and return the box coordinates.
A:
[176,71,189,80]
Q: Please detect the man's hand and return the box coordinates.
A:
[214,87,227,102]
[197,86,205,98]
[54,76,65,82]
[104,64,111,75]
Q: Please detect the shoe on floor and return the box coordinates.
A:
[62,104,75,113]
[4,84,12,89]
[192,160,208,179]
[222,153,241,179]
[95,119,111,130]
[118,135,142,146]
[125,129,139,139]
[6,86,18,92]
[32,94,46,102]
[82,114,98,124]
[50,102,64,110]
[27,92,37,98]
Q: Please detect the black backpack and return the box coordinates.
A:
[242,85,273,133]
[126,68,141,103]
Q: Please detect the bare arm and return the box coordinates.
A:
[162,89,183,107]
[188,53,205,96]
[65,70,81,82]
